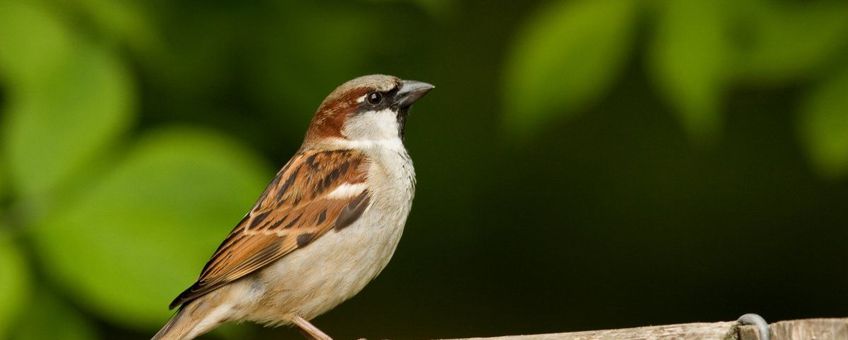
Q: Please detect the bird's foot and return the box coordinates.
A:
[292,316,333,340]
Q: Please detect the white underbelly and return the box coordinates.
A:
[243,196,410,324]
[226,145,415,326]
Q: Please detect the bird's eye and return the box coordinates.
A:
[366,92,383,105]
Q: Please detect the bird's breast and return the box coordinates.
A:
[244,147,415,324]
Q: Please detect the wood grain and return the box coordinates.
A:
[447,317,847,340]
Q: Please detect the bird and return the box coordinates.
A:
[152,75,434,340]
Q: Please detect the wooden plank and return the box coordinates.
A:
[454,321,739,340]
[450,317,848,340]
[739,318,848,340]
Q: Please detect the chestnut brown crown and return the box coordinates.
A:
[304,74,433,144]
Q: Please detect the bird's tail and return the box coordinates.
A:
[151,301,222,340]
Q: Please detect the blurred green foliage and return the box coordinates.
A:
[0,235,29,337]
[649,0,729,142]
[32,129,269,327]
[11,294,97,340]
[801,65,848,178]
[0,0,847,339]
[504,0,637,135]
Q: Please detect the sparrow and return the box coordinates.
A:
[152,75,433,340]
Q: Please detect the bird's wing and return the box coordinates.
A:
[169,149,372,309]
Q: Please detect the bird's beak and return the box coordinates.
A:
[395,80,435,109]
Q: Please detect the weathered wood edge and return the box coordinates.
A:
[739,318,848,340]
[447,317,848,340]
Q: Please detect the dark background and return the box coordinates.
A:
[1,0,847,339]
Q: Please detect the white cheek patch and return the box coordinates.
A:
[343,108,400,142]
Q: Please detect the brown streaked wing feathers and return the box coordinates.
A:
[169,149,371,309]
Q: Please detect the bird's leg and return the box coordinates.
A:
[292,316,333,340]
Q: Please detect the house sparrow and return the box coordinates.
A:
[153,75,433,340]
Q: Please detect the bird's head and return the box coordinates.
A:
[304,74,434,147]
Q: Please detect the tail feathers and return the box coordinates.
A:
[152,309,186,340]
[152,301,226,340]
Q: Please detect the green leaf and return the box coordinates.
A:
[32,128,270,328]
[734,0,848,83]
[69,0,159,55]
[503,0,638,136]
[649,0,730,143]
[3,40,134,198]
[0,234,30,338]
[800,64,848,179]
[11,293,98,340]
[0,0,74,88]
